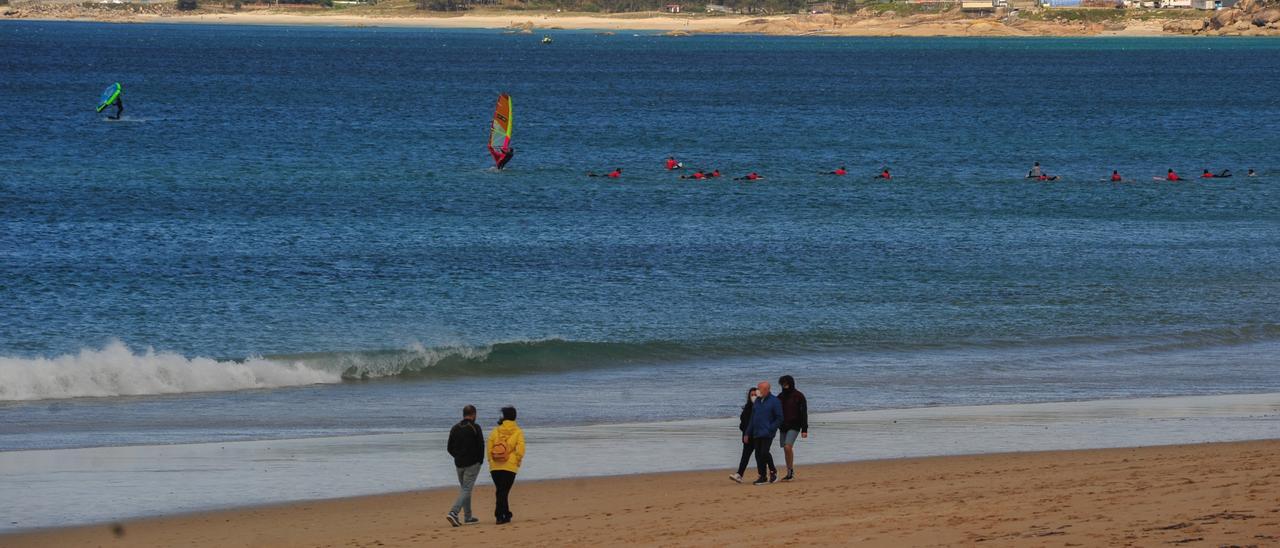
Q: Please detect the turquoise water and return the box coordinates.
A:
[1,22,1278,450]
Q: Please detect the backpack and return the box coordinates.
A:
[490,433,511,463]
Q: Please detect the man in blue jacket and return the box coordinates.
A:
[744,381,783,485]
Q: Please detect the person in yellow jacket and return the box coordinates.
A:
[487,406,525,524]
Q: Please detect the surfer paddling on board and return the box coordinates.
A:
[875,168,892,180]
[1110,170,1123,182]
[97,82,124,120]
[588,168,623,178]
[734,172,763,181]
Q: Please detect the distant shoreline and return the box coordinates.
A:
[6,7,1265,37]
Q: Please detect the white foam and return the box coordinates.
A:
[0,341,340,401]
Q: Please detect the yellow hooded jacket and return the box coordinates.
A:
[486,420,525,474]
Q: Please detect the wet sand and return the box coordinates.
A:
[4,439,1278,547]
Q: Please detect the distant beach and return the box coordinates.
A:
[6,3,1275,37]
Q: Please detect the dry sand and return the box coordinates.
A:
[4,439,1277,547]
[5,7,1200,37]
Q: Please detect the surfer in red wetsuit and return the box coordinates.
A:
[681,170,706,180]
[830,166,848,176]
[1110,170,1122,182]
[587,167,623,178]
[875,168,891,180]
[489,145,514,170]
[708,169,721,178]
[1166,169,1180,182]
[666,157,680,170]
[1201,169,1214,179]
[734,172,763,181]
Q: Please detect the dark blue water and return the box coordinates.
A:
[1,22,1278,450]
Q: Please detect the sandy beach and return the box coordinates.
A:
[6,4,1256,37]
[3,439,1277,547]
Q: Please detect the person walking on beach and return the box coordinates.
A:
[745,381,783,485]
[776,375,809,482]
[446,405,484,527]
[487,406,525,524]
[729,386,759,483]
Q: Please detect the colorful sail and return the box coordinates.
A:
[488,93,513,168]
[96,82,122,113]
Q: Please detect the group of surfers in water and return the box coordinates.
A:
[577,159,1258,181]
[581,157,894,181]
[1029,162,1257,182]
[494,153,1260,182]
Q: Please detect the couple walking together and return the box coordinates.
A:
[731,375,809,486]
[445,404,525,527]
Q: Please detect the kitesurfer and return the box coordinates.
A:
[875,168,891,180]
[1110,170,1123,182]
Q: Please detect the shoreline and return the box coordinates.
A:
[4,439,1278,546]
[4,8,1258,37]
[2,392,1278,532]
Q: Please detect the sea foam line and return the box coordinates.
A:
[0,341,340,402]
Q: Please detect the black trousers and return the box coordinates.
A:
[753,436,777,479]
[491,470,516,520]
[737,438,754,475]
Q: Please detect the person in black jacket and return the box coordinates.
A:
[777,375,809,482]
[728,386,758,483]
[446,405,485,526]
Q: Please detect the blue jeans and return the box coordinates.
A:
[450,463,481,519]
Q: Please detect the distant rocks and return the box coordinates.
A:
[1168,0,1280,35]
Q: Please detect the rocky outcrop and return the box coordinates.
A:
[1252,7,1280,26]
[1163,19,1207,33]
[1210,8,1243,29]
[1182,0,1280,35]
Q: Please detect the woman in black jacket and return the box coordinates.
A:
[729,386,758,483]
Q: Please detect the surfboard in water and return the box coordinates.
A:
[488,93,513,168]
[97,82,122,113]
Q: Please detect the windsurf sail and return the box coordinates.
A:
[97,82,122,113]
[488,93,513,168]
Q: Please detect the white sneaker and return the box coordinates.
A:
[728,473,743,483]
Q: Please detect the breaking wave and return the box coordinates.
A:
[0,341,341,402]
[2,323,1276,402]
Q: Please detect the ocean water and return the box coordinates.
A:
[1,22,1279,451]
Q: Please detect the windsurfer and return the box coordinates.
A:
[490,145,514,170]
